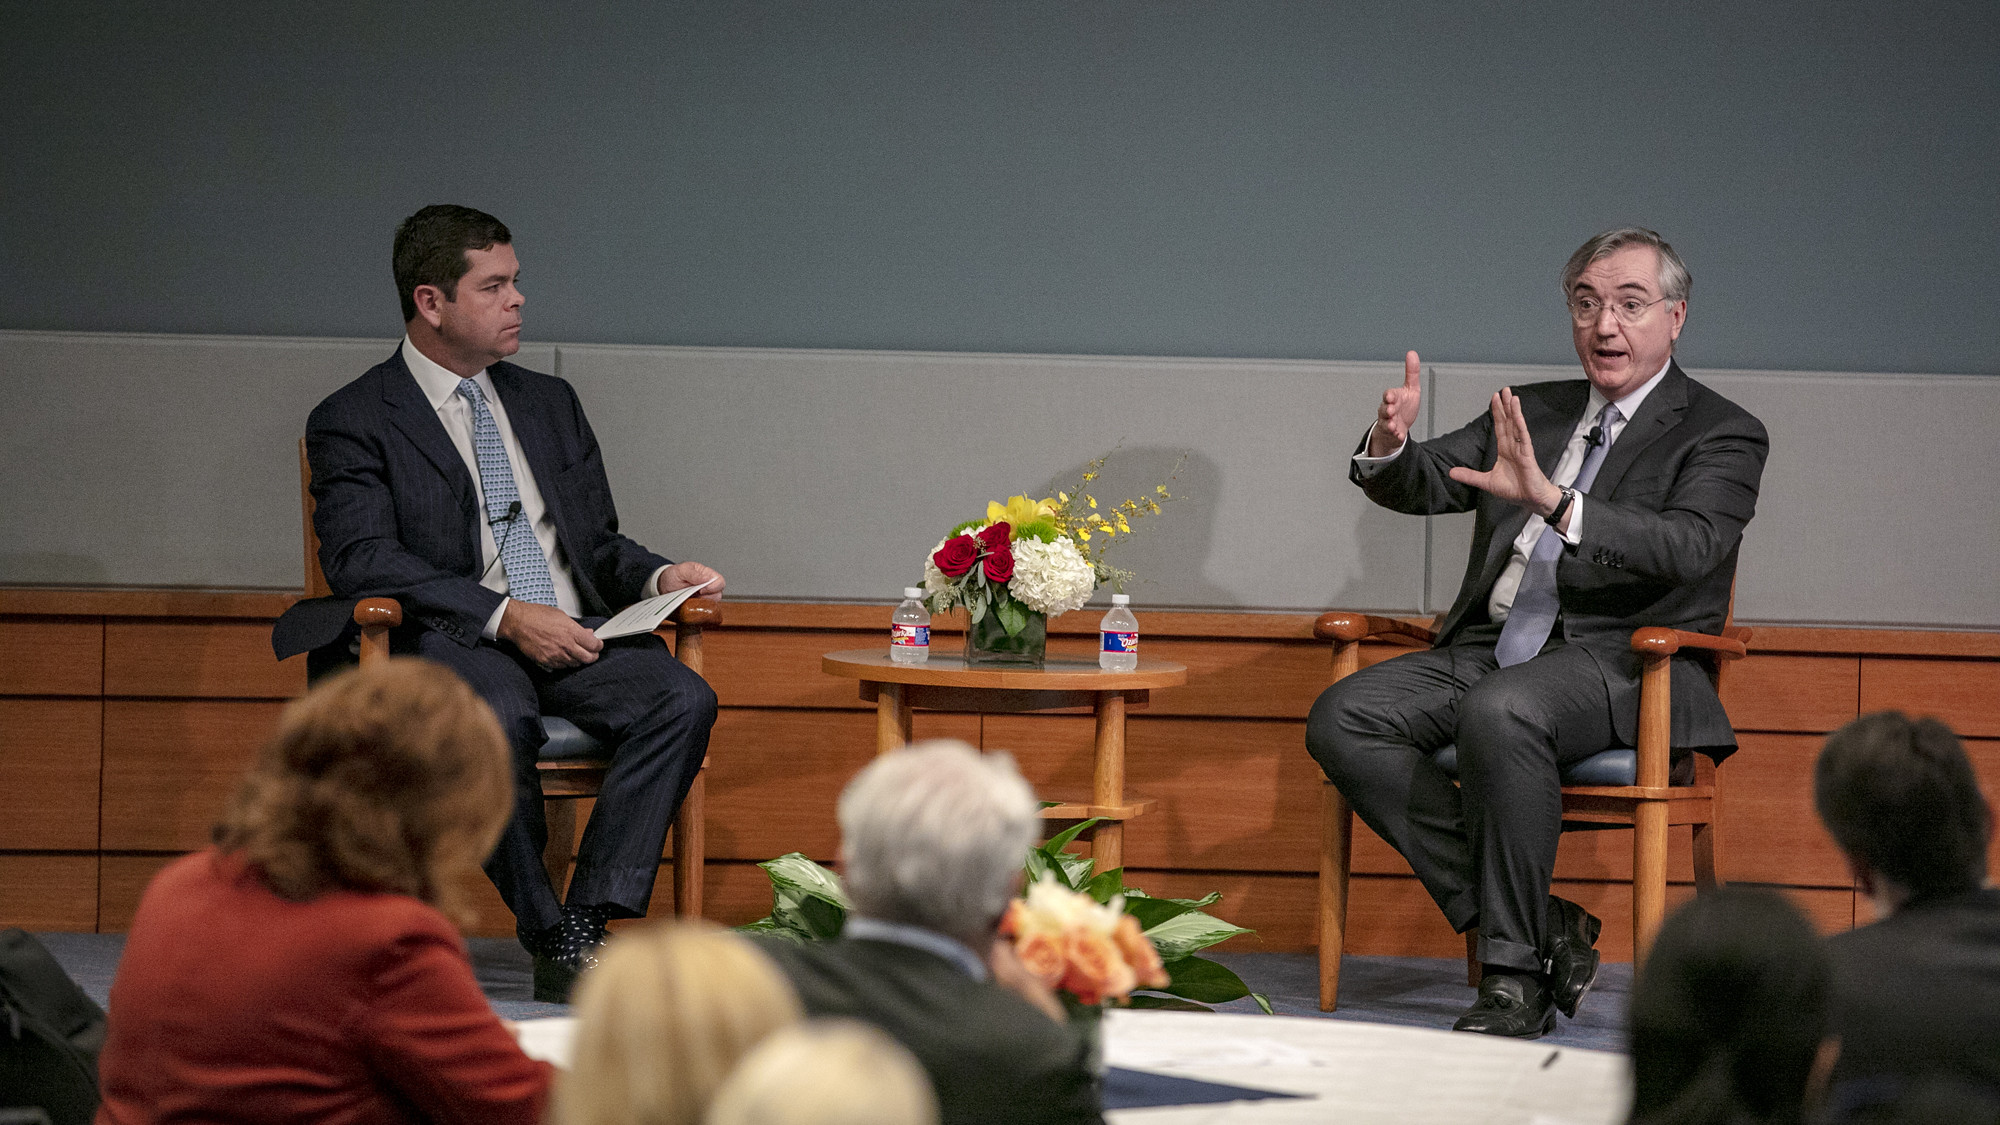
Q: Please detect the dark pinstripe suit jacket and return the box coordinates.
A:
[273,350,669,659]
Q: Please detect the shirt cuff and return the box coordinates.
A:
[1352,424,1405,478]
[482,598,509,641]
[645,565,672,598]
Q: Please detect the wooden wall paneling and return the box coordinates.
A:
[0,617,103,695]
[98,853,180,931]
[104,620,305,699]
[102,700,287,850]
[0,699,102,850]
[700,707,978,863]
[0,854,98,930]
[627,859,798,932]
[1121,638,1339,721]
[1858,658,2000,737]
[1721,654,1859,733]
[703,630,884,710]
[1713,733,1854,888]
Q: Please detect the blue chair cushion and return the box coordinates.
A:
[1430,745,1692,787]
[538,717,609,762]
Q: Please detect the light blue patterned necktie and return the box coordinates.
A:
[1494,401,1620,667]
[456,378,559,607]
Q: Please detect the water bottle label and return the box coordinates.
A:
[1101,630,1138,654]
[892,624,930,648]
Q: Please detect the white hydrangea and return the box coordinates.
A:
[1008,536,1097,617]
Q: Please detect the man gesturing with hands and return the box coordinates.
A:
[276,205,723,1001]
[1307,229,1769,1038]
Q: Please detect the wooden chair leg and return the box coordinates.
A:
[542,798,577,894]
[1465,931,1482,987]
[1691,819,1721,892]
[1318,781,1353,1012]
[1633,799,1670,965]
[671,762,707,917]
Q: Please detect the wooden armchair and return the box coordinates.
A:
[1313,608,1750,1011]
[299,438,715,916]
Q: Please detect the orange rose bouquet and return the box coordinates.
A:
[1001,876,1170,1007]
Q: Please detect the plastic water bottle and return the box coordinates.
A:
[890,587,930,664]
[1099,594,1138,671]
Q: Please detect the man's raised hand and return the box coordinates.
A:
[1446,388,1565,517]
[1367,351,1424,458]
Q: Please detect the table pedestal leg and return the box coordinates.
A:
[1093,690,1127,872]
[876,682,913,755]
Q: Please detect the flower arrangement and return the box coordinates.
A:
[920,452,1182,665]
[1001,876,1169,1007]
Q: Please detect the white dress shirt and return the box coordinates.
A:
[401,337,586,637]
[1352,358,1672,622]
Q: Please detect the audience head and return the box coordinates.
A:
[555,921,803,1125]
[703,1020,939,1125]
[1627,888,1833,1125]
[1815,711,1992,908]
[212,658,511,928]
[393,203,512,323]
[837,739,1038,949]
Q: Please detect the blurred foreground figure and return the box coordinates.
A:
[704,1020,939,1125]
[1626,888,1833,1125]
[95,658,551,1125]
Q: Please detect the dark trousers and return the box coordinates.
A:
[414,624,717,935]
[1304,623,1615,974]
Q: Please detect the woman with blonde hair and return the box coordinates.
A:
[554,922,803,1125]
[704,1020,939,1125]
[95,658,551,1125]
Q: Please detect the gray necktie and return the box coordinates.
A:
[1494,402,1620,668]
[456,379,559,607]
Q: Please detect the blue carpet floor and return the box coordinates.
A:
[34,933,1630,1051]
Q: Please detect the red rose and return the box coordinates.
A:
[977,522,1012,551]
[983,547,1015,583]
[932,535,978,578]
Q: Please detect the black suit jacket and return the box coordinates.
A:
[756,936,1102,1125]
[1827,887,2000,1098]
[273,350,669,659]
[1353,362,1768,754]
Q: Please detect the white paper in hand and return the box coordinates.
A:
[594,576,718,640]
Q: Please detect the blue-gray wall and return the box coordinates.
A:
[5,1,1998,374]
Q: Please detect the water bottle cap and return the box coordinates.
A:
[1111,593,1130,605]
[903,587,923,599]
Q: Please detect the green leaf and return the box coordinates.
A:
[995,595,1029,637]
[1083,867,1125,904]
[1041,818,1105,854]
[1023,847,1053,886]
[1122,895,1201,931]
[761,852,847,905]
[759,853,849,941]
[1141,910,1254,961]
[965,586,989,625]
[1158,955,1252,1003]
[1125,994,1213,1012]
[1052,848,1095,889]
[1249,991,1274,1015]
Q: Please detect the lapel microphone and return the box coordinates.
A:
[479,501,526,583]
[1585,425,1605,450]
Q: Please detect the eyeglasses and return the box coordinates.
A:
[1567,294,1669,325]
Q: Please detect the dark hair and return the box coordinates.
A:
[1815,711,1992,904]
[392,204,512,322]
[1628,888,1832,1125]
[212,658,513,929]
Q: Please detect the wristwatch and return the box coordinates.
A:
[1544,487,1577,527]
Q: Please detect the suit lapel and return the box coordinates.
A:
[380,352,476,508]
[488,365,565,526]
[1590,362,1690,497]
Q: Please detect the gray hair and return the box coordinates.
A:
[1561,227,1692,304]
[837,740,1037,945]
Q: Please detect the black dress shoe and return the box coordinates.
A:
[1453,971,1557,1039]
[530,903,612,1003]
[1545,895,1602,1019]
[532,947,597,1003]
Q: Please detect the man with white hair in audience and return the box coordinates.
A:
[754,740,1101,1125]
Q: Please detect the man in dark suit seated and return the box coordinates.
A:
[1306,228,1769,1037]
[756,741,1102,1125]
[1815,711,2000,1120]
[274,205,723,1000]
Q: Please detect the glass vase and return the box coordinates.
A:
[963,605,1048,669]
[1062,996,1108,1077]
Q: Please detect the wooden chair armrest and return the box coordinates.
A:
[353,598,403,628]
[670,596,722,628]
[1630,626,1748,661]
[1314,612,1437,646]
